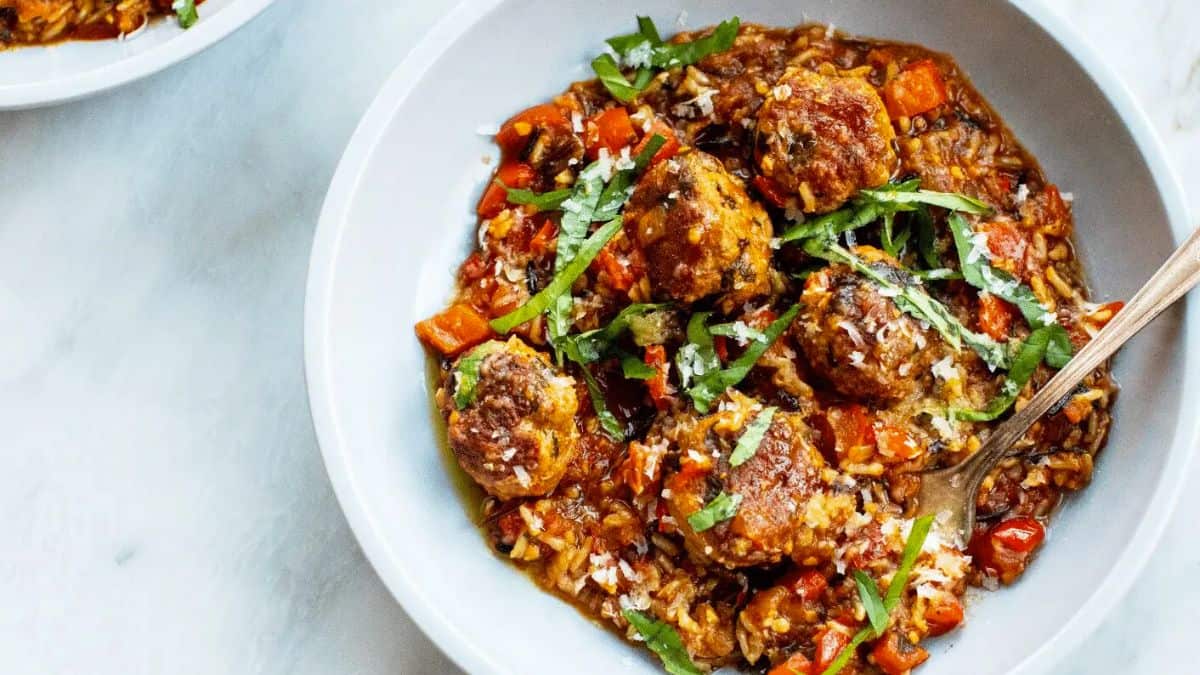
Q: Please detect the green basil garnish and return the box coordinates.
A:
[822,515,935,675]
[684,305,800,413]
[622,609,703,675]
[579,365,625,440]
[808,240,1011,370]
[505,187,572,211]
[954,323,1072,421]
[450,342,502,409]
[620,352,658,380]
[853,570,889,636]
[491,217,623,334]
[686,491,742,532]
[728,406,777,467]
[858,185,992,214]
[173,0,198,28]
[563,303,672,365]
[595,16,740,102]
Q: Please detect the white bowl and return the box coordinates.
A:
[0,0,275,109]
[305,1,1197,673]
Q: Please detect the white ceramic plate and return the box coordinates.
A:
[305,1,1197,673]
[0,0,274,109]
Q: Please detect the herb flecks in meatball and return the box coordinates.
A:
[445,337,580,499]
[663,392,853,569]
[795,251,938,403]
[756,67,896,213]
[624,150,774,312]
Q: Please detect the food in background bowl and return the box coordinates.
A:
[0,0,201,47]
[414,16,1125,675]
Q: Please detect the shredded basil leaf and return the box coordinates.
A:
[450,342,502,409]
[953,324,1071,421]
[622,609,703,675]
[729,406,777,467]
[173,0,198,28]
[910,268,963,281]
[491,218,623,334]
[884,515,935,611]
[675,312,720,390]
[687,491,742,532]
[859,185,993,215]
[853,570,889,636]
[620,352,658,380]
[591,54,645,103]
[708,322,767,345]
[579,364,625,440]
[822,515,935,675]
[947,213,1061,331]
[595,17,740,101]
[563,303,671,365]
[685,305,800,413]
[808,240,1011,370]
[505,187,572,211]
[915,204,941,269]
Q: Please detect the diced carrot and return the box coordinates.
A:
[643,345,675,411]
[977,292,1017,341]
[768,652,813,675]
[824,404,876,464]
[619,440,667,496]
[883,59,948,118]
[813,625,851,673]
[924,595,964,637]
[1061,396,1092,424]
[873,423,925,464]
[495,103,570,155]
[780,569,828,602]
[476,162,536,218]
[871,632,929,675]
[633,118,681,168]
[584,107,638,160]
[414,303,493,357]
[753,175,791,208]
[592,245,637,292]
[529,219,559,257]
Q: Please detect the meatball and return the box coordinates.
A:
[624,150,773,312]
[663,393,851,568]
[755,67,896,213]
[445,337,580,499]
[795,254,937,402]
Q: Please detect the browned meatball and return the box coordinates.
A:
[624,150,773,312]
[663,393,852,568]
[795,252,937,402]
[444,337,580,499]
[756,67,896,213]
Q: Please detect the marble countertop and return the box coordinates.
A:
[0,1,1195,673]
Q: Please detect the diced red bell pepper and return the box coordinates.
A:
[592,245,637,292]
[924,595,964,637]
[871,631,930,675]
[768,652,813,675]
[990,517,1045,554]
[812,625,852,673]
[883,59,948,118]
[874,423,925,464]
[632,118,681,168]
[977,292,1017,341]
[477,162,537,219]
[495,103,570,155]
[584,107,638,160]
[643,345,675,411]
[754,175,791,208]
[779,568,828,602]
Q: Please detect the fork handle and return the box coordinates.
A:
[962,223,1200,480]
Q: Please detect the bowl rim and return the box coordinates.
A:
[304,1,1198,673]
[0,0,277,110]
